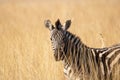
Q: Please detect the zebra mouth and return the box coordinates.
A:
[54,51,64,61]
[54,53,60,61]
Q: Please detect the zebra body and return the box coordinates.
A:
[44,19,120,80]
[63,31,120,80]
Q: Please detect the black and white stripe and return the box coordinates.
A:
[62,31,120,80]
[45,19,120,80]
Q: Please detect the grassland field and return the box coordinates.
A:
[0,0,120,80]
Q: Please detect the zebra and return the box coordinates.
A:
[44,19,120,80]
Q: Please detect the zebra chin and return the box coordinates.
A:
[54,52,64,61]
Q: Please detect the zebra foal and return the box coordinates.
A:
[44,19,120,80]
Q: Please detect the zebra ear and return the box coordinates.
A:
[63,20,71,30]
[55,19,62,30]
[44,20,54,31]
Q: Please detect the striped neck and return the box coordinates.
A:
[63,31,89,65]
[63,31,97,76]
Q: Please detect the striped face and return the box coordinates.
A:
[50,29,65,61]
[44,19,71,61]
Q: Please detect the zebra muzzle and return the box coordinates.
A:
[54,49,63,61]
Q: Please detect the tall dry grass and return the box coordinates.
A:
[0,0,120,80]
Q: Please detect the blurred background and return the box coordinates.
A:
[0,0,120,80]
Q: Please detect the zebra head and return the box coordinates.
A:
[44,19,71,61]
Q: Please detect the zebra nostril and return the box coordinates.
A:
[50,38,52,40]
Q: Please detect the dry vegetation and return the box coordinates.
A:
[0,0,120,80]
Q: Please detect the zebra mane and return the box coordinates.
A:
[64,31,88,48]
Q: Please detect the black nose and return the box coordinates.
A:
[50,37,52,40]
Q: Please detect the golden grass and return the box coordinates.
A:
[0,0,120,80]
